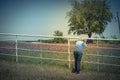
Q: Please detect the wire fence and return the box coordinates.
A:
[0,33,120,73]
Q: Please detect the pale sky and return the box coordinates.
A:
[0,0,120,39]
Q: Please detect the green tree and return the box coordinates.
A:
[53,30,67,43]
[53,30,63,36]
[67,0,113,38]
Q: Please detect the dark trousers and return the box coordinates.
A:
[74,51,83,73]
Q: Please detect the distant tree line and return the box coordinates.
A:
[38,30,67,43]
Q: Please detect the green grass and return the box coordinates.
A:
[0,60,120,80]
[0,47,120,73]
[0,47,120,80]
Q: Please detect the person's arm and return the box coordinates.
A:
[83,39,87,48]
[85,43,87,48]
[84,43,87,48]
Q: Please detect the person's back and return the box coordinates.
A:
[74,40,85,53]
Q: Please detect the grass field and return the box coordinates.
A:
[0,60,120,80]
[0,41,120,80]
[0,47,120,73]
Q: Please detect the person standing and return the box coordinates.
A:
[72,37,87,74]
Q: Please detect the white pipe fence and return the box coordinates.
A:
[0,33,120,72]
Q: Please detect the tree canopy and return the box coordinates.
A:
[67,0,113,38]
[53,30,63,36]
[53,30,67,43]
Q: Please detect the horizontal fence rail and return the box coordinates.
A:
[0,33,120,40]
[0,33,120,72]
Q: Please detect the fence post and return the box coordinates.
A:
[40,39,43,64]
[68,38,71,68]
[15,35,18,62]
[97,38,99,72]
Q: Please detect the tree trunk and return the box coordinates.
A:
[87,32,93,43]
[88,32,92,38]
[87,20,93,43]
